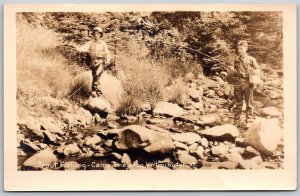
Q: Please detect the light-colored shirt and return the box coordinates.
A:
[76,39,111,64]
[234,55,259,78]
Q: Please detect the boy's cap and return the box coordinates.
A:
[237,40,248,48]
[93,27,103,33]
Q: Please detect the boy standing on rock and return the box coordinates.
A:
[230,40,260,128]
[74,27,111,97]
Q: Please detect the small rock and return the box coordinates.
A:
[242,156,264,169]
[211,144,229,157]
[229,147,245,155]
[196,114,222,127]
[38,143,48,150]
[110,152,123,160]
[224,153,246,168]
[187,87,201,102]
[261,107,281,117]
[171,132,201,143]
[153,102,185,117]
[199,137,209,148]
[187,140,196,146]
[174,141,189,151]
[245,146,261,157]
[199,124,239,141]
[24,119,44,139]
[175,149,189,156]
[43,130,57,144]
[121,153,132,165]
[84,135,102,146]
[21,140,41,153]
[56,143,66,155]
[93,153,105,158]
[104,139,113,148]
[39,117,64,135]
[23,148,58,169]
[106,114,120,121]
[107,122,119,129]
[63,143,81,156]
[194,125,200,131]
[178,154,198,166]
[190,146,204,159]
[188,143,198,151]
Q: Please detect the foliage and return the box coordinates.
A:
[16,14,82,108]
[163,77,188,105]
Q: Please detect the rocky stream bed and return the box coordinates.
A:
[17,71,284,171]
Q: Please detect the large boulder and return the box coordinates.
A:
[84,96,112,116]
[153,102,185,117]
[243,118,282,155]
[115,125,174,154]
[23,148,58,170]
[99,71,126,108]
[199,124,240,141]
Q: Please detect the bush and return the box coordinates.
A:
[16,15,82,107]
[68,71,92,101]
[116,50,170,106]
[115,95,142,116]
[163,78,188,105]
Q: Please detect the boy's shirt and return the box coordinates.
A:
[76,39,111,64]
[234,55,259,79]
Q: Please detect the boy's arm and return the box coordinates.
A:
[250,57,260,71]
[74,41,91,53]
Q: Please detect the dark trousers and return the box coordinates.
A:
[233,79,254,124]
[91,58,105,95]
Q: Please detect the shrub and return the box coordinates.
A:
[16,15,82,108]
[163,78,188,105]
[115,95,142,116]
[116,40,170,106]
[67,71,92,101]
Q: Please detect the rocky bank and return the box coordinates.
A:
[17,69,284,170]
